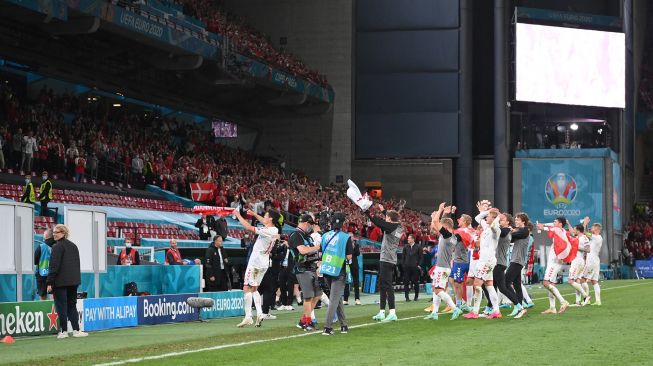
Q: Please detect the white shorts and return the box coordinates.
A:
[475,258,496,282]
[582,261,600,281]
[243,265,268,287]
[431,267,451,289]
[568,258,585,280]
[468,259,479,278]
[544,262,562,283]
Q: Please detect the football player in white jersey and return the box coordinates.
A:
[234,209,281,327]
[581,222,603,306]
[568,217,591,306]
[464,200,502,319]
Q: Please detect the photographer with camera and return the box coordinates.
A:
[289,214,322,330]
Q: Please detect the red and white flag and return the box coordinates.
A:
[190,183,216,202]
[192,205,235,217]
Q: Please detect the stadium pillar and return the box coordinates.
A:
[455,0,474,214]
[493,0,509,211]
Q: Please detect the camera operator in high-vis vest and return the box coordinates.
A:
[319,212,353,336]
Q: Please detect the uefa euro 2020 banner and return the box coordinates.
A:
[521,159,603,226]
[198,290,245,320]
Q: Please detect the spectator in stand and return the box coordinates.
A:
[131,154,143,185]
[195,213,216,240]
[21,130,37,173]
[117,239,140,265]
[88,152,99,180]
[11,128,23,170]
[204,235,229,291]
[65,142,78,179]
[166,239,185,265]
[74,153,86,183]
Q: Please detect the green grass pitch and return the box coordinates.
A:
[1,279,651,366]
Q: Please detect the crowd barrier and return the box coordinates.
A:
[0,265,201,302]
[635,259,653,278]
[0,290,244,337]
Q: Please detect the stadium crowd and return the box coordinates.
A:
[623,216,653,262]
[0,81,427,243]
[178,0,328,86]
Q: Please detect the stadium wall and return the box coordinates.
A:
[224,0,353,184]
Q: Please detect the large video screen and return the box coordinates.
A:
[212,120,237,138]
[516,23,625,108]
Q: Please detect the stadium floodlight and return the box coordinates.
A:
[570,123,579,131]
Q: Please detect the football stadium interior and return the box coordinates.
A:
[0,0,652,364]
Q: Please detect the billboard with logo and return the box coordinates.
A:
[137,294,199,325]
[0,301,60,337]
[521,159,603,225]
[198,291,245,320]
[82,297,138,331]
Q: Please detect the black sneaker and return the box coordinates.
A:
[414,297,419,302]
[322,327,334,336]
[296,321,305,330]
[340,325,348,334]
[405,298,411,302]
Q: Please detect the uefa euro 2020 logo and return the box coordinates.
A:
[545,173,577,208]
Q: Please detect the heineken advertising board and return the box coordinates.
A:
[0,301,60,337]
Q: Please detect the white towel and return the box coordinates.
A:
[346,179,372,211]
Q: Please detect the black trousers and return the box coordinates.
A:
[492,263,516,306]
[40,199,49,217]
[482,285,492,308]
[205,268,228,292]
[403,265,420,300]
[344,265,360,301]
[278,267,295,306]
[258,269,279,313]
[379,261,396,310]
[504,262,525,304]
[53,285,79,333]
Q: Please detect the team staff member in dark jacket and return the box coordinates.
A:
[402,234,423,302]
[46,224,88,339]
[204,235,229,291]
[34,228,55,300]
[367,204,403,322]
[258,238,286,319]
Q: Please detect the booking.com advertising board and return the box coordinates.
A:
[137,294,200,325]
[521,159,603,226]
